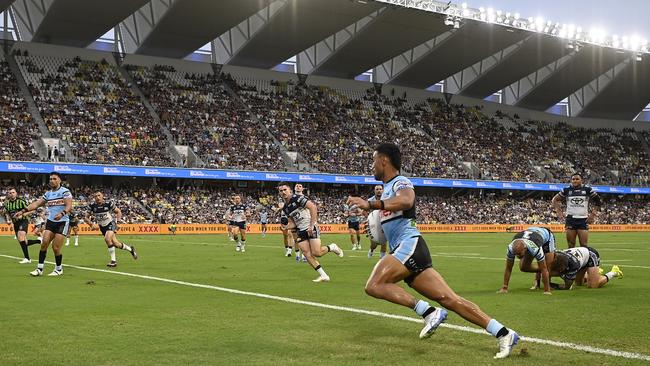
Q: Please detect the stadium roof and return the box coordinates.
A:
[4,0,649,120]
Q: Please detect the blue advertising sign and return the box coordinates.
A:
[1,161,649,194]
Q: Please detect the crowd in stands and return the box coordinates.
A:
[127,65,284,171]
[0,184,149,224]
[2,183,649,225]
[0,57,39,161]
[14,51,173,166]
[1,51,650,187]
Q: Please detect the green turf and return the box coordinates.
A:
[1,232,648,365]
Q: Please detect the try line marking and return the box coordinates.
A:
[1,254,649,362]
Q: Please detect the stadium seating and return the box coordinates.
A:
[0,53,39,161]
[126,65,285,171]
[13,51,174,167]
[1,48,649,187]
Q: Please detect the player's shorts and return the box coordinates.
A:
[45,219,70,236]
[233,221,246,230]
[347,221,360,231]
[70,219,79,228]
[13,219,29,235]
[390,236,433,285]
[228,220,236,226]
[296,225,320,242]
[260,220,268,225]
[542,228,557,253]
[586,246,600,267]
[99,221,118,236]
[566,216,589,230]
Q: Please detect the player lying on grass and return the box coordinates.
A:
[498,227,556,295]
[548,246,623,289]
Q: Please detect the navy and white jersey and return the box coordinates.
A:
[260,211,268,223]
[32,210,45,226]
[557,247,591,281]
[559,185,598,218]
[43,186,72,222]
[506,230,546,262]
[282,194,312,231]
[227,204,248,222]
[89,200,117,226]
[343,204,361,223]
[380,176,419,250]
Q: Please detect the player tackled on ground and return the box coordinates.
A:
[2,187,42,263]
[552,173,601,248]
[347,143,518,359]
[86,191,138,267]
[278,182,343,282]
[498,226,555,295]
[15,172,71,276]
[549,246,623,289]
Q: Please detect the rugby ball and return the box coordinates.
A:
[367,210,387,245]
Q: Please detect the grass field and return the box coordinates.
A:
[1,231,649,365]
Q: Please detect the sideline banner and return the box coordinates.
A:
[2,223,650,236]
[2,161,649,194]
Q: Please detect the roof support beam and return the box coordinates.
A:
[296,7,384,75]
[445,38,529,95]
[374,28,458,84]
[120,0,176,54]
[213,0,288,65]
[569,58,632,117]
[502,51,578,105]
[10,0,52,41]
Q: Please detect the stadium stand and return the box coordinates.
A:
[0,50,39,161]
[126,63,285,171]
[2,184,648,225]
[13,49,174,166]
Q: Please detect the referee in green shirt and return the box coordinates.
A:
[2,187,41,263]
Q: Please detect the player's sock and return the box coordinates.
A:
[486,319,509,338]
[414,300,435,317]
[74,235,78,245]
[233,235,239,242]
[38,250,46,270]
[241,240,246,248]
[54,254,63,272]
[108,246,116,261]
[120,243,133,252]
[27,239,41,246]
[604,271,616,281]
[65,238,70,245]
[315,265,327,277]
[19,241,30,259]
[380,251,386,258]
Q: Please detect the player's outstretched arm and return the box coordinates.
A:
[498,260,515,293]
[538,261,552,295]
[14,197,45,218]
[551,194,564,220]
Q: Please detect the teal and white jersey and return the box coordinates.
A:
[42,186,72,222]
[380,175,419,250]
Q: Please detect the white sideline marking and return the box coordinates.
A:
[1,253,649,362]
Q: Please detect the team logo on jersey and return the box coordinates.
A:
[570,198,585,205]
